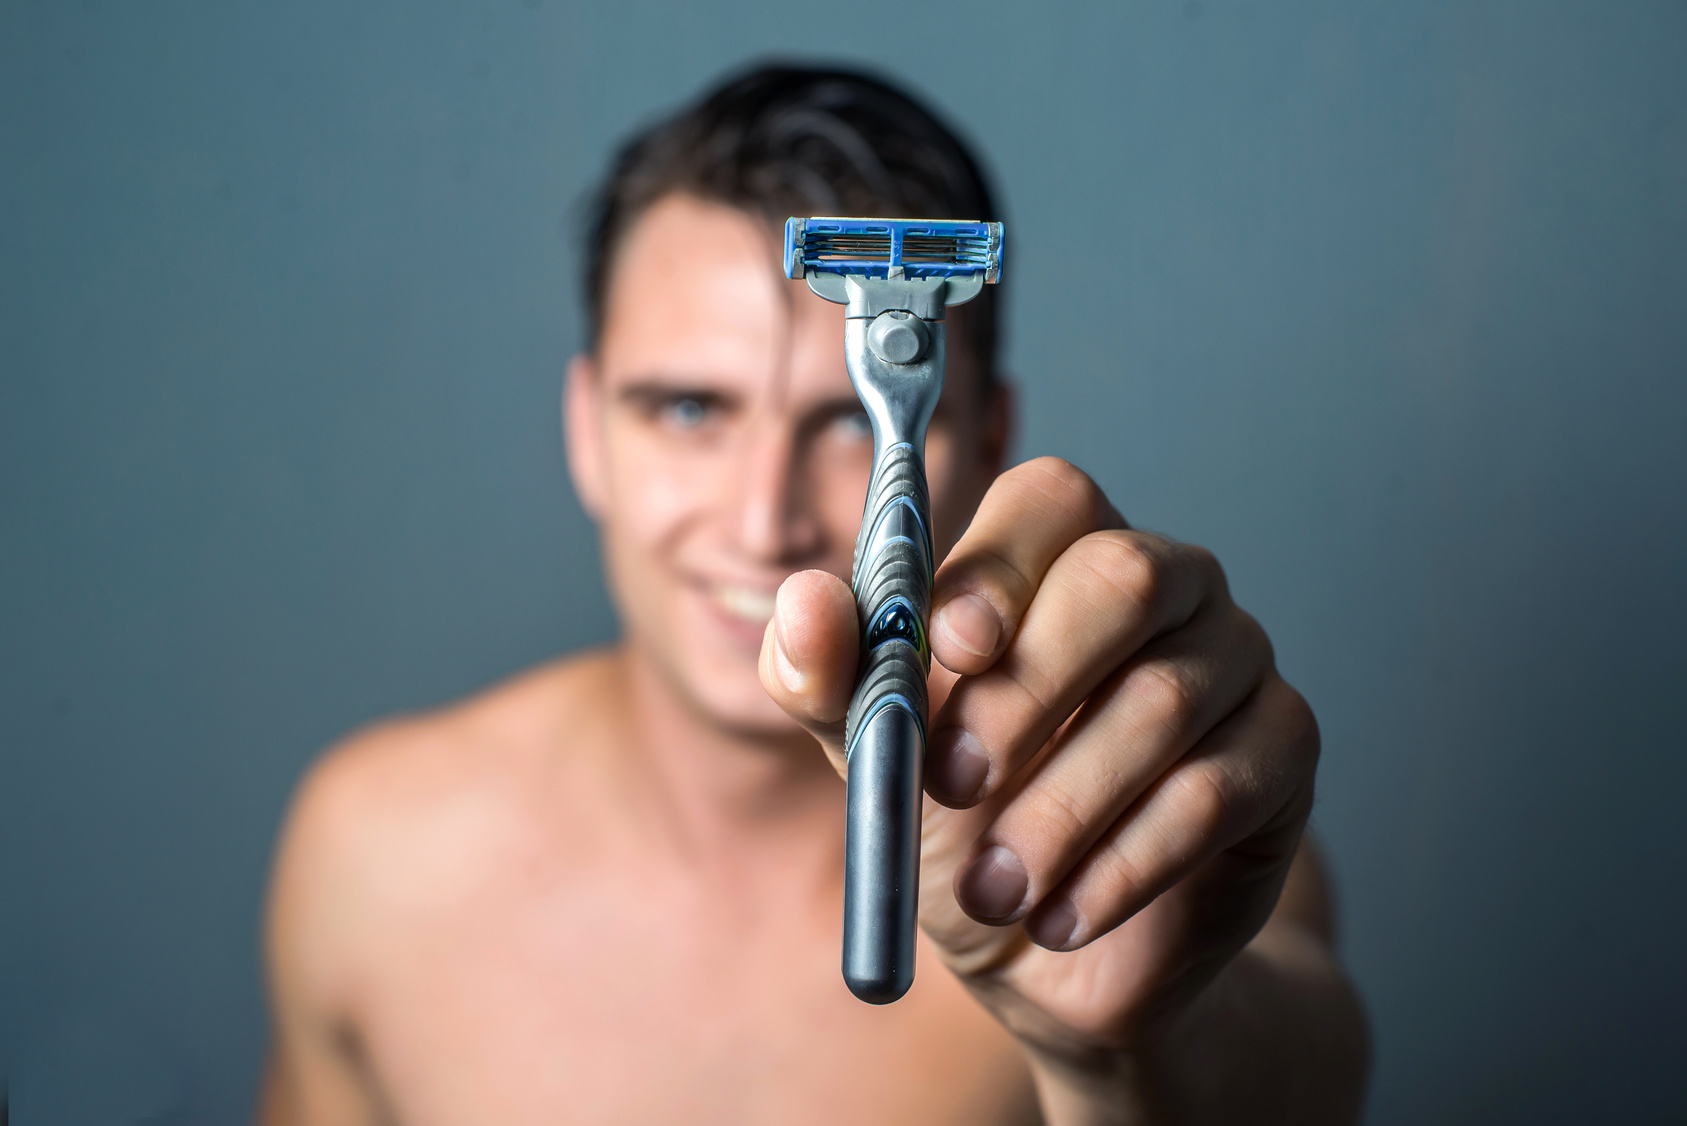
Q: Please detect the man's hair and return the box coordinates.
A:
[583,63,1004,383]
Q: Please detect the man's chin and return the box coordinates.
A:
[638,643,810,742]
[688,677,810,741]
[623,603,816,742]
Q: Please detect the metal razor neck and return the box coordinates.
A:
[805,273,985,320]
[844,317,945,461]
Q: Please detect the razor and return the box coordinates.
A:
[785,216,1005,1004]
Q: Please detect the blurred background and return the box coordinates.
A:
[4,1,1685,1121]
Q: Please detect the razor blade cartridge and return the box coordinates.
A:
[784,218,1004,284]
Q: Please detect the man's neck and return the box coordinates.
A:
[616,645,845,868]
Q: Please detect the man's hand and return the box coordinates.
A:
[761,457,1363,1124]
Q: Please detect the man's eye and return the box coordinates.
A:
[663,398,711,428]
[837,411,873,440]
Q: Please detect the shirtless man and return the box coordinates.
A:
[258,66,1368,1125]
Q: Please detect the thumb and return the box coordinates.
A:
[759,569,858,776]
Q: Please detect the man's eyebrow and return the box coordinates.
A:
[611,380,866,424]
[613,378,744,407]
[805,395,868,419]
[792,395,871,438]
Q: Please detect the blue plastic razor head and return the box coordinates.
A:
[784,217,1004,284]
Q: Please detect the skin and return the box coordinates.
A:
[258,193,1368,1125]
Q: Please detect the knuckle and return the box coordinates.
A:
[1026,781,1091,855]
[1277,680,1322,766]
[1089,840,1154,908]
[1079,531,1164,611]
[1131,660,1201,734]
[1183,543,1224,586]
[1169,540,1230,606]
[1019,456,1106,525]
[1167,760,1236,840]
[1233,607,1274,665]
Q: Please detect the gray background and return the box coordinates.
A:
[4,1,1684,1122]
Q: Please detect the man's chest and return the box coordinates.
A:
[352,871,1040,1125]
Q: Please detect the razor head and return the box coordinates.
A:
[785,217,1004,284]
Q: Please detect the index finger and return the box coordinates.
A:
[930,457,1125,676]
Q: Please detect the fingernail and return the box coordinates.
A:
[932,593,1002,659]
[956,844,1029,922]
[1028,900,1081,951]
[926,727,989,804]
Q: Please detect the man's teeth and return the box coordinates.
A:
[712,585,777,624]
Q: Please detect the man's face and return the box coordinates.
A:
[567,193,1007,735]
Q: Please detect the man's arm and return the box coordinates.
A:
[255,743,391,1126]
[1026,839,1369,1125]
[255,1015,384,1126]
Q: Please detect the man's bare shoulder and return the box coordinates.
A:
[266,650,630,1008]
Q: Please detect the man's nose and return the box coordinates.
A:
[736,419,823,564]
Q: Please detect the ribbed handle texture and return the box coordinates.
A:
[843,438,937,749]
[844,441,934,751]
[841,440,932,1003]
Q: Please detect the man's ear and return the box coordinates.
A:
[564,353,607,520]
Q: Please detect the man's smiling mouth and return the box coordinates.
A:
[707,582,777,625]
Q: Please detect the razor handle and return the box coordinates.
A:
[841,310,945,1004]
[782,219,1003,1003]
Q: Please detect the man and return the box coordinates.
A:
[258,66,1368,1124]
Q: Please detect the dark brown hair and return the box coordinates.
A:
[583,63,1004,381]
